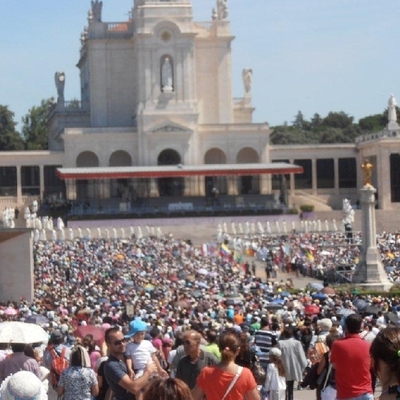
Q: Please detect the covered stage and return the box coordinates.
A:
[56,163,303,218]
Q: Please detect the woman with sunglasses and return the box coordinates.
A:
[191,330,260,400]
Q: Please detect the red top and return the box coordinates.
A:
[330,334,372,399]
[197,366,256,400]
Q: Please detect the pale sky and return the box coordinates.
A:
[1,0,399,128]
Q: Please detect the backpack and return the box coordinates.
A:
[49,346,69,388]
[308,337,329,365]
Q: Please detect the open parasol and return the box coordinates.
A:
[0,321,48,344]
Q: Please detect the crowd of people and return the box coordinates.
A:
[0,226,399,399]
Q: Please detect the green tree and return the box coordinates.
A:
[310,113,322,130]
[322,111,354,129]
[358,114,386,132]
[0,105,24,151]
[21,98,53,150]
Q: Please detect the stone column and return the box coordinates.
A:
[311,158,317,195]
[260,174,270,195]
[353,185,392,290]
[66,180,77,201]
[197,177,206,196]
[149,179,159,197]
[39,165,45,200]
[16,166,22,205]
[334,158,339,195]
[227,176,239,195]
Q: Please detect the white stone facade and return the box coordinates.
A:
[1,0,400,212]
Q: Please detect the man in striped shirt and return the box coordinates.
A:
[254,316,277,370]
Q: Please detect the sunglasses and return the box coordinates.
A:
[183,340,194,345]
[113,339,126,346]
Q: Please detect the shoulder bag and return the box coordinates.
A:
[251,355,266,385]
[221,366,243,400]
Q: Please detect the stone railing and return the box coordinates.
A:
[194,21,213,30]
[355,129,398,144]
[63,101,90,110]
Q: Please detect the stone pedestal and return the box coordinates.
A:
[353,185,392,291]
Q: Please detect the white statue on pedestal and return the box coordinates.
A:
[343,198,355,226]
[388,94,397,122]
[161,57,173,93]
[242,69,253,95]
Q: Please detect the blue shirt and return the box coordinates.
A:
[104,356,134,400]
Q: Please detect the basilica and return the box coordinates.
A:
[1,0,400,214]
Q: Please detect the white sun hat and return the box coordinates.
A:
[0,371,47,400]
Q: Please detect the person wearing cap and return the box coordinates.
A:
[124,319,168,389]
[43,330,71,372]
[104,327,157,400]
[264,347,286,400]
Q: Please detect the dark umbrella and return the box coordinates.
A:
[265,303,284,310]
[353,299,368,311]
[312,293,327,300]
[387,312,400,324]
[24,314,49,326]
[364,305,380,315]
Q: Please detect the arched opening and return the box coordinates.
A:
[109,150,132,199]
[204,148,227,197]
[76,151,100,199]
[236,147,260,195]
[76,151,99,167]
[157,149,184,196]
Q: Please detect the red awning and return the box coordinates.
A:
[56,163,303,180]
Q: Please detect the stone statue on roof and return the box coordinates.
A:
[242,69,253,95]
[388,94,397,123]
[217,0,228,20]
[54,72,65,103]
[90,1,103,22]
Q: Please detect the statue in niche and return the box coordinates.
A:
[217,0,228,20]
[54,72,65,103]
[388,94,397,122]
[161,57,173,93]
[90,0,103,22]
[242,69,253,94]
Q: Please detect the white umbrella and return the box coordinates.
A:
[198,268,208,275]
[0,321,48,344]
